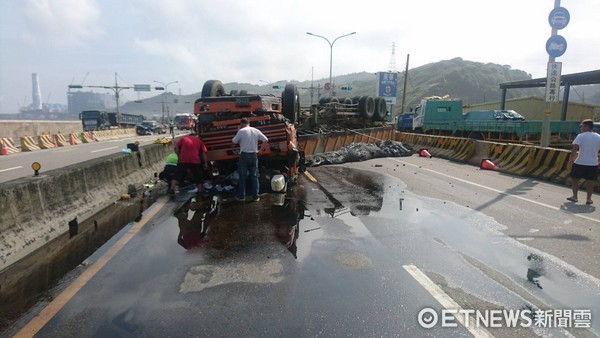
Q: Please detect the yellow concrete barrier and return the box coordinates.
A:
[37,134,57,149]
[297,126,395,159]
[81,131,96,143]
[54,132,69,147]
[396,132,474,162]
[1,137,20,155]
[20,136,41,151]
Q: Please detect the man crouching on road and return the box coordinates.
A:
[232,117,269,202]
[170,129,208,196]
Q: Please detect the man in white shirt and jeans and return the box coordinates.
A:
[568,119,600,205]
[232,117,269,202]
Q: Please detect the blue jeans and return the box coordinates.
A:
[238,153,259,199]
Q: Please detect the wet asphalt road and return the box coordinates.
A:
[7,156,600,337]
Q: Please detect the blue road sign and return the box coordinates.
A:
[548,7,570,30]
[376,72,398,104]
[546,35,567,58]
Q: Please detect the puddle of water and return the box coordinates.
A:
[302,166,600,335]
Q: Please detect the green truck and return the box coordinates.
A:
[410,96,580,146]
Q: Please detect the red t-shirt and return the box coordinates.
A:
[176,135,207,164]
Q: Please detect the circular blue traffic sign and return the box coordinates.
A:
[546,35,567,57]
[548,7,570,30]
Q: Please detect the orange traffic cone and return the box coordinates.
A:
[419,149,432,158]
[480,159,497,170]
[1,141,8,155]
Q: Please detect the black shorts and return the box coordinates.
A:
[175,163,204,185]
[570,163,599,180]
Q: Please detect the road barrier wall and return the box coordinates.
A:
[1,128,138,155]
[396,132,600,192]
[0,138,20,155]
[0,143,172,272]
[298,126,395,158]
[0,120,82,141]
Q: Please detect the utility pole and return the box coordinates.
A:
[68,73,150,128]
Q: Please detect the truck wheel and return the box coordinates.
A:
[373,97,387,121]
[282,84,299,124]
[201,80,225,97]
[358,96,375,119]
[351,96,361,104]
[319,97,331,106]
[230,90,239,96]
[239,90,248,96]
[340,97,352,104]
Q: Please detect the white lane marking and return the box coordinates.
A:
[0,166,23,173]
[391,159,600,224]
[91,146,118,153]
[403,264,494,338]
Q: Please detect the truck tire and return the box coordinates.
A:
[351,96,361,104]
[239,90,248,96]
[282,84,300,124]
[230,90,239,96]
[358,96,375,119]
[373,97,387,121]
[201,80,225,97]
[340,97,352,104]
[319,97,331,106]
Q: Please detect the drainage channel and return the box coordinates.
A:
[0,187,163,333]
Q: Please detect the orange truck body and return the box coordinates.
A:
[193,93,301,183]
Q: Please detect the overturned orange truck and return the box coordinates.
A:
[193,80,304,193]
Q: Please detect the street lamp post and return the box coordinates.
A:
[306,31,356,96]
[153,80,178,123]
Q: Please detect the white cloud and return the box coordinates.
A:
[22,0,104,46]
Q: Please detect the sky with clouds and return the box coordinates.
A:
[1,0,599,114]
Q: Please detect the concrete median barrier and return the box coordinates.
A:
[19,136,41,152]
[298,126,395,159]
[396,132,600,192]
[396,132,475,161]
[1,138,20,155]
[37,134,57,149]
[0,143,172,271]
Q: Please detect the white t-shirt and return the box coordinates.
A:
[573,131,600,166]
[232,126,268,153]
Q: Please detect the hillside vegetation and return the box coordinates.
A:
[122,57,599,117]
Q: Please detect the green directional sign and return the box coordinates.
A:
[68,85,83,89]
[341,86,352,90]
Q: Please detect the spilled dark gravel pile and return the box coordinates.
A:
[309,140,414,167]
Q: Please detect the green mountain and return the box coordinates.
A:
[121,57,598,117]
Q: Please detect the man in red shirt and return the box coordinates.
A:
[170,131,208,195]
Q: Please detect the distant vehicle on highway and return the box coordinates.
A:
[174,113,195,130]
[593,122,600,133]
[80,110,145,131]
[140,120,166,134]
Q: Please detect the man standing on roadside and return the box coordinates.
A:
[170,130,208,196]
[568,119,600,205]
[232,117,269,202]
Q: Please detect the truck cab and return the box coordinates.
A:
[412,97,463,131]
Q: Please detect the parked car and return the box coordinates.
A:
[140,120,166,134]
[593,122,600,133]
